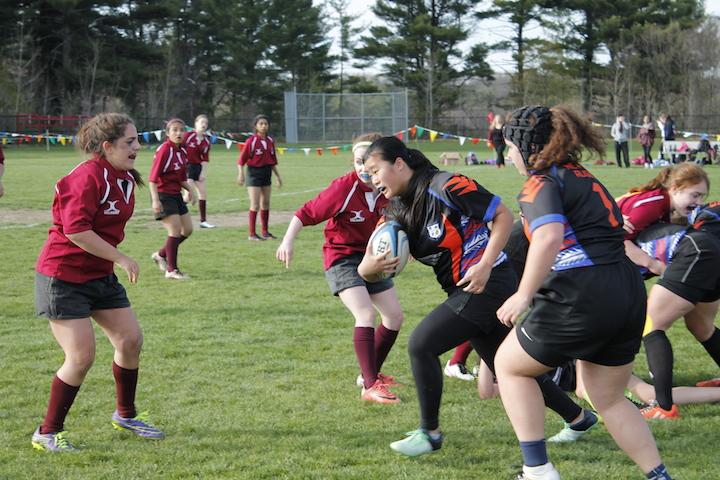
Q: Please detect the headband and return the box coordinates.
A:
[352,141,373,154]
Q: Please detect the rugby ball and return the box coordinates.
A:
[368,221,410,279]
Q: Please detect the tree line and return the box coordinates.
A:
[0,0,715,134]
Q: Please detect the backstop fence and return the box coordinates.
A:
[284,90,409,143]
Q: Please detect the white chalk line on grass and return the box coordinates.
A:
[0,187,324,228]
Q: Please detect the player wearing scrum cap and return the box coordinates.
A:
[494,105,670,480]
[359,136,593,460]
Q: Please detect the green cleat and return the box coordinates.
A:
[390,429,443,457]
[547,409,599,443]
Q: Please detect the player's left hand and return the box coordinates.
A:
[117,254,139,284]
[276,177,283,188]
[456,263,491,294]
[496,292,532,327]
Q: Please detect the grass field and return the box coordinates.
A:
[1,141,719,479]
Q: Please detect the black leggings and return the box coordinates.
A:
[494,144,506,166]
[615,141,629,167]
[643,145,653,164]
[409,302,583,430]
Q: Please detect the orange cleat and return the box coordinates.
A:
[361,380,401,404]
[641,402,680,420]
[696,377,720,388]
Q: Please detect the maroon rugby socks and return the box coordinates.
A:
[199,200,207,223]
[354,327,377,388]
[375,324,399,372]
[449,341,473,366]
[248,210,258,237]
[113,361,138,419]
[40,375,80,434]
[260,209,270,236]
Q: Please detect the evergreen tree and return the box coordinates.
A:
[355,0,492,126]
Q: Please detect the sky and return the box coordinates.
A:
[323,0,720,75]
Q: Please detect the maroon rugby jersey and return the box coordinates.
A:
[36,156,135,283]
[238,134,277,167]
[183,131,211,165]
[295,171,388,270]
[615,188,671,241]
[0,145,4,164]
[149,140,188,194]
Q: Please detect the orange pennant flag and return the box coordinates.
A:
[471,138,480,145]
[330,147,339,155]
[409,126,417,138]
[237,142,245,151]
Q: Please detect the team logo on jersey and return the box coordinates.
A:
[104,200,120,215]
[427,222,443,239]
[349,210,365,222]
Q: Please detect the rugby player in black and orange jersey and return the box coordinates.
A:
[358,136,594,459]
[494,105,671,480]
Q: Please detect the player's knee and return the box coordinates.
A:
[118,331,144,357]
[66,348,96,374]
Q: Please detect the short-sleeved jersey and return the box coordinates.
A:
[392,171,506,293]
[615,188,671,241]
[149,140,188,194]
[295,172,388,270]
[635,223,689,277]
[518,163,625,271]
[238,134,277,167]
[183,131,211,165]
[690,202,720,239]
[36,156,136,283]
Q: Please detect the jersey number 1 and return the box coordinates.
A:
[592,183,621,228]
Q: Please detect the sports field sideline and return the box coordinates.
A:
[1,142,718,479]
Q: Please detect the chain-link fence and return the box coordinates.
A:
[284,90,408,143]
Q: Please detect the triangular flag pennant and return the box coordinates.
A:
[429,130,438,142]
[410,126,417,138]
[287,148,296,153]
[237,142,244,151]
[395,131,404,141]
[683,131,692,138]
[716,134,720,142]
[2,138,6,145]
[211,135,217,144]
[341,144,350,151]
[278,147,286,155]
[416,126,425,138]
[37,135,43,143]
[49,136,57,144]
[225,139,232,149]
[330,147,338,155]
[471,138,480,144]
[143,132,150,143]
[303,148,310,155]
[59,136,66,146]
[154,130,163,141]
[316,148,323,156]
[458,136,466,146]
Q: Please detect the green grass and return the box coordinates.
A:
[1,142,718,479]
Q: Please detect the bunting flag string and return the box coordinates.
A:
[3,122,718,155]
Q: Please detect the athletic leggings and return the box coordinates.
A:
[494,144,506,166]
[409,302,583,430]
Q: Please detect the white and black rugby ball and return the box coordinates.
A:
[368,221,410,279]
